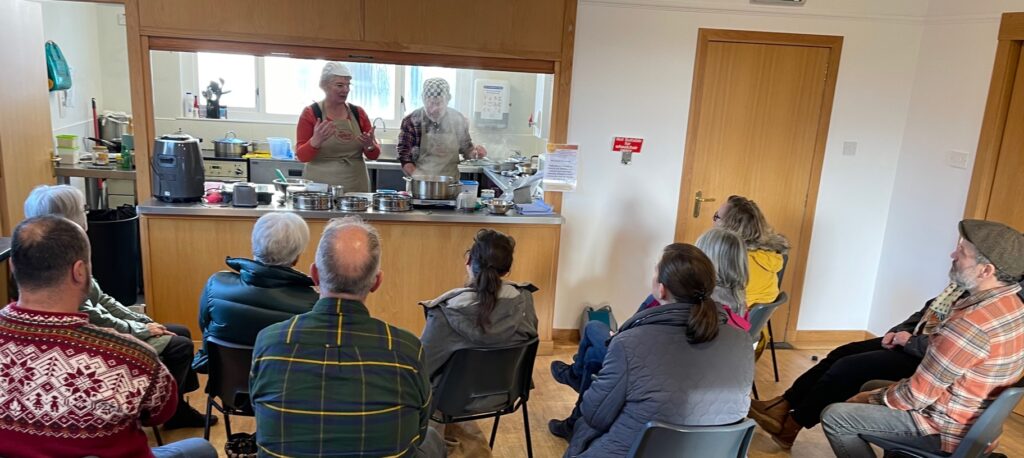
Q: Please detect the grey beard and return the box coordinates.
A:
[949,267,978,292]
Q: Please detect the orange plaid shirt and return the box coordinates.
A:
[878,283,1024,452]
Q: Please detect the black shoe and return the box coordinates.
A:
[548,418,573,441]
[550,361,582,393]
[163,402,217,430]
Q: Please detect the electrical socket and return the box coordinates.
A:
[947,150,970,169]
[117,13,126,26]
[842,141,857,156]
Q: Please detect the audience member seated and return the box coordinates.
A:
[562,243,754,457]
[192,212,318,372]
[250,216,445,457]
[23,184,209,429]
[821,220,1024,458]
[419,229,538,456]
[548,227,753,439]
[0,216,217,457]
[714,195,789,306]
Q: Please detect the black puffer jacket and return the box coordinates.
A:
[192,257,318,371]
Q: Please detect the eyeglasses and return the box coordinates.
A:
[712,211,721,222]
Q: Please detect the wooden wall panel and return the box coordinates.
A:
[143,216,559,353]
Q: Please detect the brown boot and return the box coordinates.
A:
[748,396,790,434]
[770,415,801,450]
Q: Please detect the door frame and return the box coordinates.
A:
[964,13,1024,219]
[674,29,843,343]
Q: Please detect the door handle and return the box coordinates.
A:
[693,191,716,218]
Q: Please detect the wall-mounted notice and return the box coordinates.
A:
[543,143,579,192]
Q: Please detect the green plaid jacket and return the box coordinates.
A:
[250,298,430,457]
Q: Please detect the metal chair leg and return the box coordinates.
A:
[522,401,533,458]
[489,415,501,449]
[204,396,214,440]
[152,426,163,446]
[224,411,233,438]
[767,319,780,382]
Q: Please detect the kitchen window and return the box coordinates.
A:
[190,53,464,124]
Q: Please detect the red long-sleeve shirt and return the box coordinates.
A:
[295,104,380,163]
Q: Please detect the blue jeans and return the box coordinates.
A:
[152,438,218,458]
[571,320,613,393]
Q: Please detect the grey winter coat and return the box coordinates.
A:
[565,302,754,458]
[419,281,539,385]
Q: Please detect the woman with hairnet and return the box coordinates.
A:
[295,61,380,192]
[397,77,486,178]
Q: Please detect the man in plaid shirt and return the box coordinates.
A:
[822,220,1024,457]
[250,217,445,457]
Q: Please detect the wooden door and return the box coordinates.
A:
[675,30,842,342]
[964,12,1024,417]
[0,0,55,234]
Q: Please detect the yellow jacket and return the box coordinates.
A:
[746,249,784,307]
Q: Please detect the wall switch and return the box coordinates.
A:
[842,141,857,156]
[947,150,970,169]
[117,13,126,26]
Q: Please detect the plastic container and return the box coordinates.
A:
[267,137,293,159]
[57,147,80,164]
[460,180,479,197]
[55,134,79,149]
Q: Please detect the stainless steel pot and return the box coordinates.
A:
[374,193,412,212]
[214,131,250,158]
[292,191,332,210]
[335,196,369,212]
[403,175,460,200]
[99,112,130,143]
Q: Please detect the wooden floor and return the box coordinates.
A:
[154,345,1024,457]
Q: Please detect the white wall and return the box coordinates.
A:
[554,0,929,330]
[866,1,1024,335]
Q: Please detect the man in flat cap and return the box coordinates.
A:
[820,220,1024,458]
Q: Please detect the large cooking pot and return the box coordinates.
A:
[404,175,460,200]
[214,131,250,158]
[99,112,131,143]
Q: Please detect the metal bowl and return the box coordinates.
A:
[335,195,369,212]
[374,193,412,212]
[272,178,312,195]
[485,199,514,215]
[292,191,332,210]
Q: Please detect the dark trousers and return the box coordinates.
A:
[161,324,199,396]
[783,337,921,427]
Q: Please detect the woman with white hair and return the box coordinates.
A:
[23,184,212,429]
[295,61,380,192]
[193,212,318,371]
[397,77,487,177]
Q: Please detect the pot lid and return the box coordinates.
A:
[216,131,246,144]
[158,133,197,143]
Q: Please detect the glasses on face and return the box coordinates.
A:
[712,211,721,222]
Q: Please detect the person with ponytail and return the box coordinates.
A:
[563,244,754,458]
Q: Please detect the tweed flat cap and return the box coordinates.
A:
[959,219,1024,278]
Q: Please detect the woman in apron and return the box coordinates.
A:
[397,78,486,178]
[295,62,379,192]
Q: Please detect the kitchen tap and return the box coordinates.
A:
[372,117,387,133]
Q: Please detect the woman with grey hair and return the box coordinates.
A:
[295,61,380,191]
[23,184,212,429]
[194,212,318,371]
[695,226,750,323]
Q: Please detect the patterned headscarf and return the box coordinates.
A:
[421,78,451,103]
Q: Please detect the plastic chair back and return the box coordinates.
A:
[433,339,539,420]
[951,383,1024,458]
[748,292,788,339]
[627,418,756,458]
[206,336,255,413]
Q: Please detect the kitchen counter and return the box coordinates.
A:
[55,162,137,181]
[137,198,562,225]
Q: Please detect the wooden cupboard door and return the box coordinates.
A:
[675,31,842,342]
[364,0,565,59]
[0,0,55,234]
[136,0,363,44]
[984,52,1024,230]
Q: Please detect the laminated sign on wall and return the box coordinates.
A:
[473,79,509,128]
[543,144,579,192]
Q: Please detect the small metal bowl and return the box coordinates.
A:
[335,196,369,212]
[485,199,514,215]
[272,178,312,196]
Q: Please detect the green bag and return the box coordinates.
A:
[45,40,71,91]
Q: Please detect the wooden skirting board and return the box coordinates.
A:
[553,328,581,347]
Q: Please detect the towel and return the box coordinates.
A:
[515,198,554,215]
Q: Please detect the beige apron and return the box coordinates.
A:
[303,104,370,192]
[414,110,462,179]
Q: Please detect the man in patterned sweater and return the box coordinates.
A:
[822,220,1024,457]
[0,216,216,457]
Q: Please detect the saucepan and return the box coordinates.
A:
[403,175,460,200]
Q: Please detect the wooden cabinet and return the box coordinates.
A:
[133,0,570,61]
[0,0,56,234]
[364,0,566,60]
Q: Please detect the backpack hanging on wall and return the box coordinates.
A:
[45,41,72,92]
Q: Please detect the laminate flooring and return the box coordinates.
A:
[154,345,1024,457]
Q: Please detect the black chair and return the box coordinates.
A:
[764,253,790,383]
[860,380,1024,458]
[626,418,756,458]
[748,292,788,400]
[430,338,539,458]
[151,425,163,446]
[203,336,255,441]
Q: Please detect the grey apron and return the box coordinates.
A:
[414,110,462,179]
[303,104,371,192]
